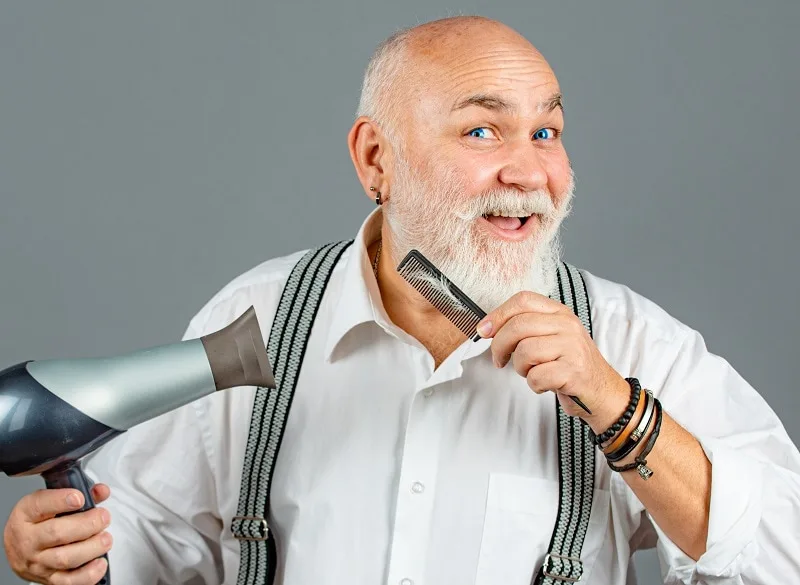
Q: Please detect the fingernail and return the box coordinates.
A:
[100,508,110,524]
[67,493,82,507]
[477,321,492,337]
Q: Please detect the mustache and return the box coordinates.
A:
[454,189,557,221]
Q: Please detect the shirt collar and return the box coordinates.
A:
[323,207,390,363]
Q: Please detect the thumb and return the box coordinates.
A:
[91,483,112,504]
[18,489,84,523]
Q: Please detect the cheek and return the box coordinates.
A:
[436,150,496,194]
[544,150,572,198]
[422,148,488,198]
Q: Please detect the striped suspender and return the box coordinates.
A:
[231,240,353,585]
[231,248,597,585]
[533,262,597,585]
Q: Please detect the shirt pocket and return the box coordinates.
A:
[475,473,610,585]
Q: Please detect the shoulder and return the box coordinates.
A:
[183,243,353,339]
[574,267,718,406]
[577,267,696,345]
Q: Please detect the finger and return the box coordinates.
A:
[90,484,111,504]
[477,291,568,338]
[38,530,112,572]
[17,489,87,523]
[36,507,111,549]
[526,361,568,395]
[490,313,571,367]
[50,557,108,585]
[510,335,565,377]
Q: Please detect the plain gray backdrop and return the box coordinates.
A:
[1,1,798,584]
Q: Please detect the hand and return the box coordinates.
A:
[477,291,629,425]
[3,485,112,585]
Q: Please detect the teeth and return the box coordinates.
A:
[484,210,527,218]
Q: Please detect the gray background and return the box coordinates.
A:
[1,1,798,583]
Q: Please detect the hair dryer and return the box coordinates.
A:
[0,306,275,584]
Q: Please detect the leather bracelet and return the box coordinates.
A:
[601,387,645,455]
[606,390,655,462]
[608,397,663,480]
[589,377,641,446]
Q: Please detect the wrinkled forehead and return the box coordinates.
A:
[406,37,561,120]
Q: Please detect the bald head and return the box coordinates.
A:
[356,16,557,149]
[402,15,538,58]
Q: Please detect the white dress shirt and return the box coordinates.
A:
[80,208,800,585]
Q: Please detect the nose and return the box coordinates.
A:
[496,144,548,192]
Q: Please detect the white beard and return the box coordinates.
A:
[383,154,575,312]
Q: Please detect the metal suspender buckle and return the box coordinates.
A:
[231,515,270,541]
[542,552,583,582]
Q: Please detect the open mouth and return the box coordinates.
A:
[480,212,532,231]
[477,211,540,241]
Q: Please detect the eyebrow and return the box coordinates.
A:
[539,93,564,114]
[451,93,515,114]
[451,92,564,115]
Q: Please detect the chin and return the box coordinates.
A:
[439,232,561,312]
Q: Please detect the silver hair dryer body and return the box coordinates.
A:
[0,306,275,585]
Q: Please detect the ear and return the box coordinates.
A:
[348,116,392,202]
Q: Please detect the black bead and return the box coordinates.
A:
[593,377,648,448]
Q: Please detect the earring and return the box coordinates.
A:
[370,186,383,206]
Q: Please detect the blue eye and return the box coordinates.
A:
[533,128,556,140]
[468,127,492,139]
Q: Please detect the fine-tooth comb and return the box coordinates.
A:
[397,249,592,415]
[397,249,487,341]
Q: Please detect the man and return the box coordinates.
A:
[5,15,800,585]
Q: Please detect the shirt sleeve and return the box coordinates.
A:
[80,321,224,585]
[634,329,800,584]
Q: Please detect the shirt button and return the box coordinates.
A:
[423,388,434,397]
[411,482,425,494]
[400,579,414,585]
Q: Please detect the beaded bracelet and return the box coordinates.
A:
[601,387,645,455]
[589,377,641,446]
[607,397,663,480]
[606,390,655,463]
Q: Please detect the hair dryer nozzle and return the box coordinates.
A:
[201,306,275,390]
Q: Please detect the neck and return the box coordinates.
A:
[370,233,465,368]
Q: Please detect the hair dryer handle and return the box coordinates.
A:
[43,461,111,585]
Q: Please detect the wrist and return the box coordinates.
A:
[605,395,664,479]
[586,375,631,436]
[608,412,657,466]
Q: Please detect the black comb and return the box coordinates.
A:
[398,250,486,341]
[397,249,592,415]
